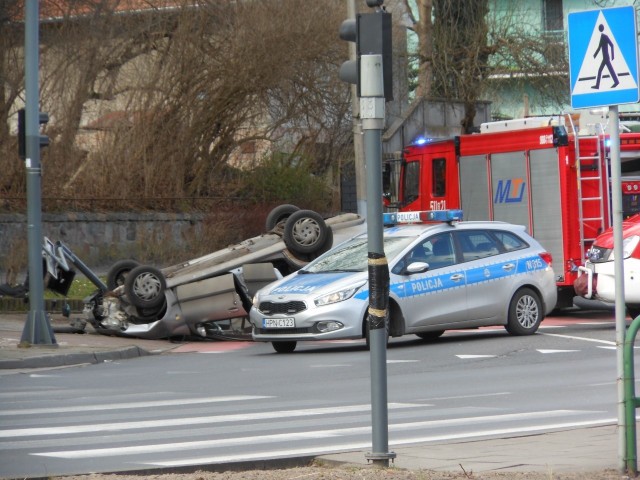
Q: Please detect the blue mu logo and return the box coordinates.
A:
[494,178,526,203]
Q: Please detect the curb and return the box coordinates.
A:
[0,346,153,369]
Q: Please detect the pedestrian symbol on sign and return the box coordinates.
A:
[592,24,619,90]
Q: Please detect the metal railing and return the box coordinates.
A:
[624,313,640,476]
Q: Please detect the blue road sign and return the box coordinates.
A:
[568,6,639,109]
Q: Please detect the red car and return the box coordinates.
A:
[574,214,640,319]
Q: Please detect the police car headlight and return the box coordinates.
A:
[609,235,640,261]
[314,282,366,307]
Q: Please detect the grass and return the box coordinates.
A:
[44,275,105,300]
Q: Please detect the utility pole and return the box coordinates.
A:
[339,0,394,467]
[20,0,56,347]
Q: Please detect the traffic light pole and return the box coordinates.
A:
[20,0,56,347]
[361,54,394,468]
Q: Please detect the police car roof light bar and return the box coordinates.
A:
[382,209,463,226]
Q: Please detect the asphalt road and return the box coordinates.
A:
[0,309,624,479]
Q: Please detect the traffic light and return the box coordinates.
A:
[338,2,393,101]
[17,108,49,160]
[338,18,358,89]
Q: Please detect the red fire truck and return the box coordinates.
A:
[384,113,640,309]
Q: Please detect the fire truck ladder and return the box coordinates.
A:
[567,114,609,255]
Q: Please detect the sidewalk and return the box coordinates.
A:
[0,312,178,370]
[0,312,626,476]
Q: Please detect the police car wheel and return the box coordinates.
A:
[272,341,297,353]
[506,288,542,335]
[628,306,640,320]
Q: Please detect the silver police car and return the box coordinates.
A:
[250,211,557,353]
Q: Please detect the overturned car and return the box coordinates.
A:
[41,205,365,340]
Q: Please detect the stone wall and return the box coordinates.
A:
[0,212,204,279]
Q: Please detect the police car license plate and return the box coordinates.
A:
[263,317,295,328]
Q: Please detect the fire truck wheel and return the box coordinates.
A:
[124,265,167,310]
[505,288,542,335]
[106,259,140,291]
[283,210,329,256]
[628,306,640,320]
[272,341,297,353]
[265,204,299,234]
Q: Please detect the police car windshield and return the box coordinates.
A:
[304,235,418,273]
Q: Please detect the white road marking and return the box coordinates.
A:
[422,392,511,401]
[387,360,419,363]
[141,417,617,468]
[310,364,351,368]
[456,355,496,359]
[537,349,580,354]
[0,403,422,438]
[0,396,273,416]
[31,409,592,459]
[539,332,616,346]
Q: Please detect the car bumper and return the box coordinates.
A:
[250,297,367,342]
[577,258,640,304]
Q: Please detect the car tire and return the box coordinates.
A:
[505,287,542,335]
[284,227,334,266]
[283,210,329,256]
[416,330,445,341]
[272,341,297,353]
[628,305,640,320]
[265,204,299,233]
[106,259,140,291]
[124,265,167,310]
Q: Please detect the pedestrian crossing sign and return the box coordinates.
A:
[568,6,639,109]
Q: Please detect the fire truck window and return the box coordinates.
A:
[404,161,420,204]
[432,158,445,197]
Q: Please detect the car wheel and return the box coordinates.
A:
[124,265,167,310]
[416,330,445,340]
[505,287,542,335]
[272,341,297,353]
[628,305,640,320]
[283,210,329,256]
[265,204,299,233]
[106,259,140,291]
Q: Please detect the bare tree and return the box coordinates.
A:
[401,0,570,131]
[0,0,352,210]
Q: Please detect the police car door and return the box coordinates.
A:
[453,229,517,321]
[390,232,468,329]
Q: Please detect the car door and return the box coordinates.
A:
[453,229,519,321]
[390,232,468,330]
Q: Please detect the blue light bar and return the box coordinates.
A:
[383,209,463,226]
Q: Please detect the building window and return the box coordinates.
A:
[543,0,563,32]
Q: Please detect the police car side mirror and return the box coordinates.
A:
[406,262,429,275]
